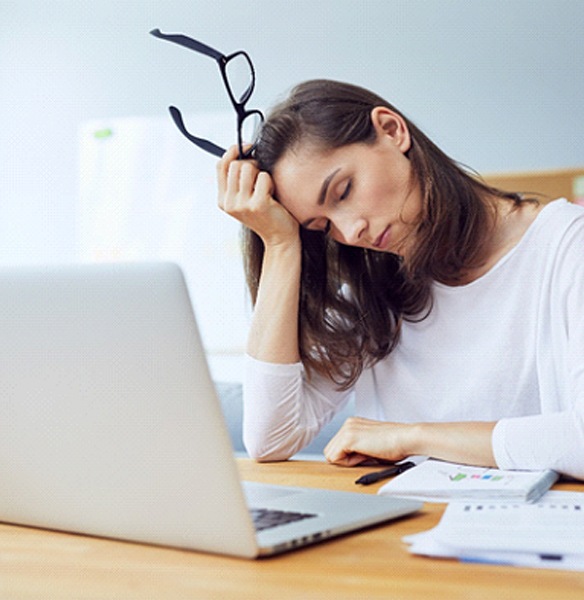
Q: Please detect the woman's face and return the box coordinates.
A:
[271,107,423,257]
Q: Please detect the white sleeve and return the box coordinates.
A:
[492,215,584,479]
[242,354,353,461]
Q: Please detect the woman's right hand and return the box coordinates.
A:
[217,145,299,248]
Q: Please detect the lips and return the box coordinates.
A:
[372,226,391,250]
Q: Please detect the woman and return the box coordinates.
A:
[217,79,584,479]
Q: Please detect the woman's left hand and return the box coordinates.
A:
[324,417,498,468]
[323,417,415,466]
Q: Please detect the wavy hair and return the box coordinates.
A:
[243,80,530,389]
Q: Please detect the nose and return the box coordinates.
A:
[332,216,367,246]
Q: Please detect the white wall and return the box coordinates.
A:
[1,0,583,362]
[77,111,250,356]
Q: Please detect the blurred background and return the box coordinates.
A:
[1,0,583,385]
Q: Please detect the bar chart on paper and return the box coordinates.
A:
[378,459,558,503]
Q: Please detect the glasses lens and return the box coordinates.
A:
[240,112,263,149]
[225,53,254,103]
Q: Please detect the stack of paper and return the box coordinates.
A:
[404,491,584,570]
[378,459,558,503]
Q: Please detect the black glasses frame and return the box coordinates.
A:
[150,29,264,159]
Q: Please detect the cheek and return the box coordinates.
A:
[361,178,398,213]
[377,163,417,213]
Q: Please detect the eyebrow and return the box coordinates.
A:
[301,167,341,229]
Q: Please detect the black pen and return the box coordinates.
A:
[355,461,416,485]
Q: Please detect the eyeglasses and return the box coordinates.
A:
[150,29,264,160]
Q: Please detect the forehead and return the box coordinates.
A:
[272,145,351,212]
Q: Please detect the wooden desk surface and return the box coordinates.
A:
[2,459,583,599]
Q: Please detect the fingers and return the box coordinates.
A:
[323,419,362,465]
[254,171,274,198]
[216,145,239,200]
[239,159,257,193]
[324,447,371,467]
[215,145,299,246]
[217,145,262,210]
[324,417,409,467]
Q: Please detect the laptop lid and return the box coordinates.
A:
[0,262,259,557]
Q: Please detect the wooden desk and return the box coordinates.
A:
[2,459,583,599]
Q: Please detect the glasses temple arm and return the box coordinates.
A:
[168,107,226,158]
[150,29,224,61]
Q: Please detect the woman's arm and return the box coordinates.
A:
[217,146,301,365]
[323,418,496,467]
[490,210,584,480]
[243,357,354,461]
[247,241,301,363]
[218,147,353,460]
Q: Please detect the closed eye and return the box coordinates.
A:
[320,181,350,234]
[339,179,352,201]
[303,179,350,234]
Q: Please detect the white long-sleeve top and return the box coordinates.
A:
[243,199,584,479]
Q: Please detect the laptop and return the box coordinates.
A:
[0,262,421,558]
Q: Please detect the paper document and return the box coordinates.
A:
[378,459,558,503]
[404,491,584,571]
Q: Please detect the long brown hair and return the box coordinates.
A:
[244,80,528,389]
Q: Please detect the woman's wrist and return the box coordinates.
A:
[403,421,497,467]
[262,235,301,255]
[403,422,427,457]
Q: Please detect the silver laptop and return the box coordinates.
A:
[0,262,420,558]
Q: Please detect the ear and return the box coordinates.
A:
[370,106,411,154]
